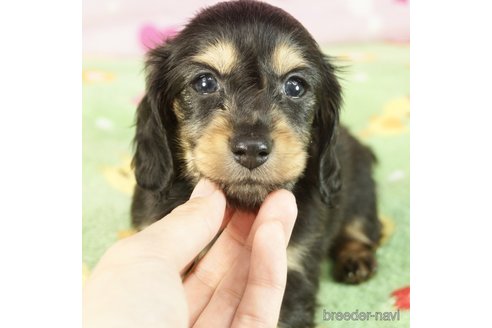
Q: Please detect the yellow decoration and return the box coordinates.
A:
[82,69,115,83]
[359,96,410,138]
[380,214,396,244]
[118,228,137,240]
[338,52,376,63]
[102,155,136,195]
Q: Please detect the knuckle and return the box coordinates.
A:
[249,277,285,293]
[216,285,243,304]
[192,264,220,290]
[234,312,270,328]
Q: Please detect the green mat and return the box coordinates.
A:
[83,42,409,327]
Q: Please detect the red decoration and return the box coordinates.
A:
[391,286,410,310]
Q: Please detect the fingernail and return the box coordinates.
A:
[190,179,217,199]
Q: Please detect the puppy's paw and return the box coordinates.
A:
[333,242,377,284]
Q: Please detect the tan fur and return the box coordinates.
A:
[172,99,185,121]
[268,113,308,181]
[344,218,374,246]
[188,109,307,187]
[175,111,199,182]
[272,42,307,75]
[286,226,324,277]
[287,243,308,275]
[192,112,234,180]
[193,40,238,75]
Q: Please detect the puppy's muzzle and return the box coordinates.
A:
[230,134,272,170]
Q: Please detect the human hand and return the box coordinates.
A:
[83,179,298,328]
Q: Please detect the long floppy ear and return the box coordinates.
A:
[314,56,343,206]
[132,45,177,193]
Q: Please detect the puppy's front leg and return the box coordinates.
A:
[278,243,323,328]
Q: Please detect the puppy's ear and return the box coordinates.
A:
[132,45,177,193]
[314,56,342,206]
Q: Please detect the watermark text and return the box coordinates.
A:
[322,309,400,321]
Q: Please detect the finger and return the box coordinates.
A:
[187,189,297,321]
[192,189,297,328]
[192,246,251,328]
[133,179,227,271]
[185,210,256,325]
[247,189,298,246]
[232,221,287,328]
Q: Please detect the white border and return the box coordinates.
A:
[412,0,492,326]
[2,0,492,326]
[0,0,81,327]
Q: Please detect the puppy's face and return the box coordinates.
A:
[135,1,341,209]
[175,35,321,208]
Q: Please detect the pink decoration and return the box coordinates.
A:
[139,24,179,50]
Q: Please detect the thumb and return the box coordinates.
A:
[138,179,226,270]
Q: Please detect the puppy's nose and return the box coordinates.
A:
[231,135,272,170]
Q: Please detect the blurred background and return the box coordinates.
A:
[83,0,408,57]
[83,1,409,327]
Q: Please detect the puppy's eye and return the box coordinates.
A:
[193,74,219,94]
[284,77,305,98]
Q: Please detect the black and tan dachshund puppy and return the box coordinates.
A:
[131,1,381,327]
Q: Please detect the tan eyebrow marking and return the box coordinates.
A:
[192,40,238,75]
[272,42,307,75]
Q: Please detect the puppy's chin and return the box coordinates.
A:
[218,180,295,211]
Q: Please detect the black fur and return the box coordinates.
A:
[131,1,381,327]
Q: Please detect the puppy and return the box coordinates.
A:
[131,1,381,327]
